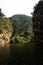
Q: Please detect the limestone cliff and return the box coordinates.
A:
[0,9,13,46]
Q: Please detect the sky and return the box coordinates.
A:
[0,0,39,17]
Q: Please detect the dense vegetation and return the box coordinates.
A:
[0,9,13,45]
[0,9,33,45]
[32,0,43,43]
[9,14,33,44]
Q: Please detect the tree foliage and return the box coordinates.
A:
[0,9,13,45]
[32,0,43,43]
[10,15,33,44]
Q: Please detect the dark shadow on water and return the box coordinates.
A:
[0,42,43,65]
[0,46,11,65]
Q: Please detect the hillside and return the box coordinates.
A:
[9,14,32,33]
[0,9,13,45]
[9,14,33,44]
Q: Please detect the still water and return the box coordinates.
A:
[0,43,43,65]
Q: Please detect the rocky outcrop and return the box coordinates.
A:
[0,33,12,46]
[0,9,13,46]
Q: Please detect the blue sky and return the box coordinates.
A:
[0,0,39,17]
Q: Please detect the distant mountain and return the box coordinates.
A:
[9,14,33,43]
[10,14,32,22]
[9,14,32,34]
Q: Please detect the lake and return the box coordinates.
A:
[0,42,43,65]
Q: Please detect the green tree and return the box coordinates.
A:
[0,9,13,44]
[32,0,43,43]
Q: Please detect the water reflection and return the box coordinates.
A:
[0,43,43,65]
[0,46,11,64]
[0,44,36,65]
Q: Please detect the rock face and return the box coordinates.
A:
[32,0,43,43]
[0,9,13,46]
[0,33,12,46]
